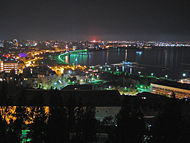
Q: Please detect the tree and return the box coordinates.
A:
[0,82,8,105]
[46,106,69,143]
[7,115,23,143]
[81,106,97,143]
[73,106,97,143]
[114,97,146,143]
[0,115,6,142]
[30,107,47,143]
[152,99,181,143]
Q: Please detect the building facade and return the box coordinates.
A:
[151,83,190,99]
[0,61,18,74]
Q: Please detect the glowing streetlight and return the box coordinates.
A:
[165,75,168,78]
[182,73,186,77]
[138,71,141,75]
[151,73,154,76]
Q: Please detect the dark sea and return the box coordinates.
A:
[65,47,190,80]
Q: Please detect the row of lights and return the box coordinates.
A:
[138,72,187,78]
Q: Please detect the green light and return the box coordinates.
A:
[57,49,87,65]
[91,79,103,84]
[21,130,31,143]
[27,139,31,142]
[124,87,127,91]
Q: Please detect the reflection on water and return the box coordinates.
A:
[65,55,69,64]
[63,47,190,79]
[0,106,50,124]
[64,47,189,69]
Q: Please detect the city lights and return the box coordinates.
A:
[1,0,190,142]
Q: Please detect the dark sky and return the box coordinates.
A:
[0,0,190,41]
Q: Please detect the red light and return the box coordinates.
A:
[4,55,9,58]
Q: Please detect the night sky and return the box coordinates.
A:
[0,0,190,41]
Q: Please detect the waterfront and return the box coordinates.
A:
[62,47,190,80]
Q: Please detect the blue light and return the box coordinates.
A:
[123,61,131,65]
[19,53,27,58]
[136,51,143,55]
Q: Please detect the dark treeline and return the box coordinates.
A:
[0,83,190,143]
[0,105,97,143]
[0,97,189,143]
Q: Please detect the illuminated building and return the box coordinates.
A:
[151,81,190,99]
[178,78,190,84]
[0,61,18,74]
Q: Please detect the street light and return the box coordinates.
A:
[165,75,168,78]
[138,71,141,75]
[151,73,154,76]
[182,73,186,77]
